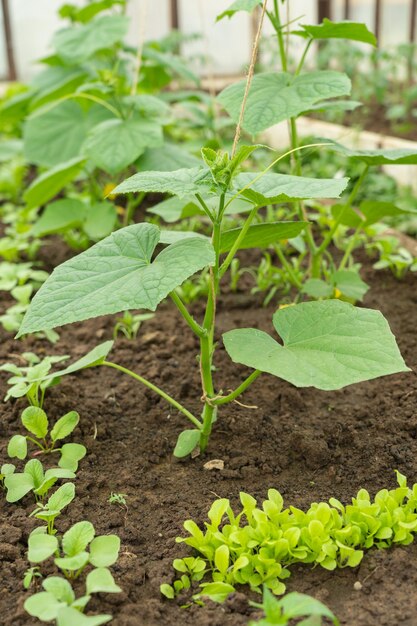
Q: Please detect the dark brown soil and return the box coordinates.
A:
[1,248,417,626]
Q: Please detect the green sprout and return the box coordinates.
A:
[163,472,417,602]
[7,406,86,471]
[4,458,75,504]
[248,586,339,626]
[113,311,154,340]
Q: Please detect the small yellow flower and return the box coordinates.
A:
[334,288,342,299]
[103,182,117,199]
[279,303,295,310]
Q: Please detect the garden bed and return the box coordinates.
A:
[1,243,417,626]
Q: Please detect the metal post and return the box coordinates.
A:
[344,0,351,20]
[317,0,332,22]
[410,0,417,43]
[170,0,179,30]
[1,0,16,80]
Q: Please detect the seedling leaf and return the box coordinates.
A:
[51,411,79,442]
[24,592,66,621]
[86,567,122,594]
[7,434,28,460]
[63,521,95,556]
[295,19,377,46]
[59,443,87,471]
[57,607,112,626]
[89,535,121,567]
[43,577,75,604]
[21,406,48,439]
[28,533,59,563]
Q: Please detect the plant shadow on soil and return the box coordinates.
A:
[1,245,417,626]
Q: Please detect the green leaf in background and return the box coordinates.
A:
[234,172,348,205]
[113,168,212,198]
[217,0,262,21]
[28,532,59,563]
[7,434,28,460]
[301,278,333,299]
[295,19,377,46]
[328,141,417,165]
[148,196,205,222]
[331,200,417,229]
[57,607,112,626]
[331,270,370,302]
[86,568,121,594]
[18,224,215,335]
[23,157,86,210]
[223,300,409,390]
[143,48,200,85]
[21,406,48,439]
[24,101,89,167]
[83,201,118,240]
[83,117,163,174]
[51,411,79,442]
[174,429,201,458]
[41,341,114,381]
[53,15,129,64]
[0,139,23,162]
[197,582,235,603]
[218,71,351,134]
[137,144,201,171]
[31,199,86,236]
[32,199,117,240]
[219,222,306,253]
[89,535,121,567]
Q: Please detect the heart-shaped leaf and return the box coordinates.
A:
[89,535,120,567]
[223,300,409,390]
[28,533,59,563]
[21,406,48,439]
[18,224,215,336]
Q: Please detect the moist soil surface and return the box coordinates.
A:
[1,245,417,626]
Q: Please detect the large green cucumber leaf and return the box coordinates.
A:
[223,300,408,390]
[18,224,214,336]
[234,172,348,204]
[112,167,213,198]
[295,19,377,45]
[23,157,86,210]
[328,141,417,165]
[53,15,128,64]
[83,117,163,174]
[137,144,201,172]
[24,101,113,168]
[218,71,351,134]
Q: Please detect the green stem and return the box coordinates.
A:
[170,291,206,338]
[275,245,302,289]
[124,192,145,227]
[338,221,365,270]
[213,370,262,406]
[101,361,202,429]
[195,193,215,222]
[316,164,369,257]
[219,205,258,279]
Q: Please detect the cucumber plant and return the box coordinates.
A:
[15,2,409,458]
[17,146,409,457]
